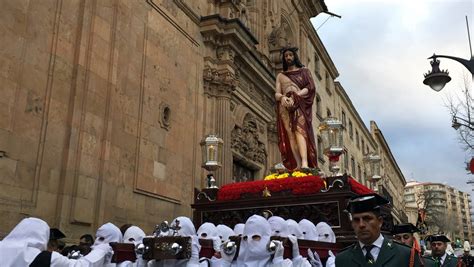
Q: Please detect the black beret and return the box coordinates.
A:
[392,223,419,234]
[50,228,66,240]
[426,234,451,243]
[346,193,390,214]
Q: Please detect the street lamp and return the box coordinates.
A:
[318,117,344,176]
[364,153,382,192]
[423,16,474,91]
[200,134,223,188]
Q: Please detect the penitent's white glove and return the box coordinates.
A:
[307,249,323,267]
[272,240,285,264]
[186,236,201,267]
[325,250,335,267]
[288,235,301,258]
[219,241,237,266]
[212,236,222,252]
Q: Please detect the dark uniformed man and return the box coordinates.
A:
[47,228,66,253]
[335,194,421,267]
[425,234,460,267]
[392,223,434,266]
[461,241,474,267]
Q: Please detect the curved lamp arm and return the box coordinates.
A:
[428,54,474,75]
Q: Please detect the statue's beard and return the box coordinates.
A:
[287,60,295,66]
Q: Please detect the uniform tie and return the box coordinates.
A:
[364,245,375,264]
[433,256,441,267]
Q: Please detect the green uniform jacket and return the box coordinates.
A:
[335,238,421,266]
[423,254,459,267]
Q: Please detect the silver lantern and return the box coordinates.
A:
[200,134,223,188]
[318,117,344,176]
[364,153,382,191]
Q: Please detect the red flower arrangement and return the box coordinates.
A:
[216,176,374,201]
[348,177,374,195]
[217,176,325,201]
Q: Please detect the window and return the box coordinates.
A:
[325,72,332,95]
[356,131,360,148]
[341,110,346,127]
[351,157,355,177]
[349,121,353,138]
[361,139,365,153]
[344,151,349,172]
[326,108,331,118]
[314,53,322,80]
[316,94,322,118]
[358,165,362,183]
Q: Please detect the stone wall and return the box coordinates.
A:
[0,0,328,239]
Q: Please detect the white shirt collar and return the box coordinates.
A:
[441,253,447,264]
[359,234,384,249]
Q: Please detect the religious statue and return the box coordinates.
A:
[275,47,317,171]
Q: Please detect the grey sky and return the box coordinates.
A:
[311,0,474,194]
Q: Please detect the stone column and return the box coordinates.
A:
[203,66,237,186]
[215,88,233,186]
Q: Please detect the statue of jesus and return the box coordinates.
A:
[275,47,318,171]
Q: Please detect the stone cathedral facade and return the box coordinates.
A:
[0,0,332,238]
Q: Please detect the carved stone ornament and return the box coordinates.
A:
[217,46,236,62]
[268,19,293,50]
[203,66,238,97]
[159,102,171,130]
[231,114,267,164]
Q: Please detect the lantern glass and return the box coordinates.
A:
[364,154,381,181]
[319,117,344,157]
[200,135,223,172]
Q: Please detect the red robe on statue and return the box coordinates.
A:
[276,67,318,170]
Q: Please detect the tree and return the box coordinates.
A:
[415,189,459,237]
[447,75,474,151]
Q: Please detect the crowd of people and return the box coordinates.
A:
[1,193,473,266]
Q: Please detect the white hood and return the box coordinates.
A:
[268,216,289,237]
[315,222,336,243]
[216,224,235,242]
[0,217,50,267]
[286,219,303,239]
[236,215,273,267]
[299,219,318,241]
[233,223,245,236]
[123,226,146,245]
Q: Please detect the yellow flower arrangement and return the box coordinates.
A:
[276,173,289,179]
[264,171,311,180]
[264,173,278,180]
[291,171,311,177]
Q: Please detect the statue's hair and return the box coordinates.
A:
[281,47,304,71]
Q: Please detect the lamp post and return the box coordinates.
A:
[364,153,382,192]
[423,16,474,91]
[318,117,344,176]
[200,134,223,188]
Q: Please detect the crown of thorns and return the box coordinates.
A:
[280,46,299,54]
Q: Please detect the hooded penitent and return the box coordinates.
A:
[233,223,245,236]
[268,216,289,237]
[216,224,235,243]
[123,226,146,245]
[197,222,221,252]
[298,219,318,241]
[287,219,303,239]
[236,215,273,267]
[315,222,336,243]
[0,217,50,267]
[88,222,122,267]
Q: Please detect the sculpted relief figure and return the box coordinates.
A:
[275,47,317,171]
